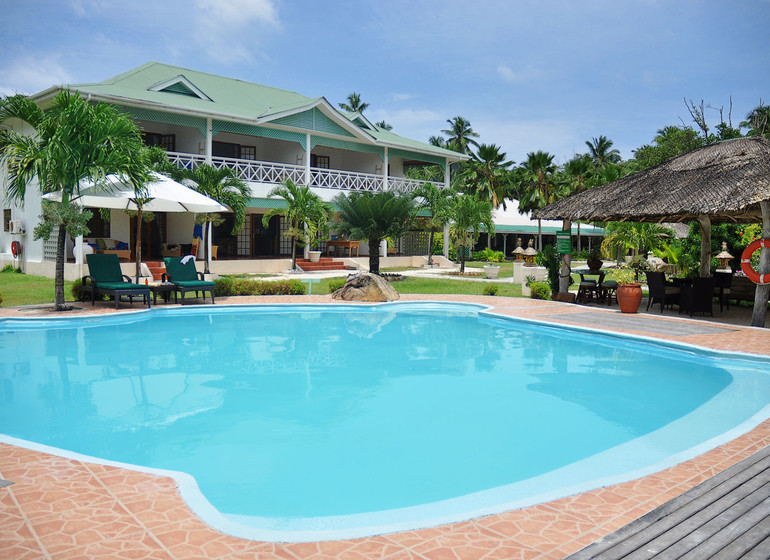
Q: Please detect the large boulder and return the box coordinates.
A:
[332,272,400,302]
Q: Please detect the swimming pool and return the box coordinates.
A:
[1,302,769,541]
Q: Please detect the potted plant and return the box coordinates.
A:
[587,249,603,273]
[613,266,643,313]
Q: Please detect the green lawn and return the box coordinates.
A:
[0,270,76,307]
[463,261,513,278]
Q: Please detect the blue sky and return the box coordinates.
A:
[2,0,768,165]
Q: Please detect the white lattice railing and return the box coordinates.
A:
[167,152,435,193]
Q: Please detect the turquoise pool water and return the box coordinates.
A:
[1,302,769,541]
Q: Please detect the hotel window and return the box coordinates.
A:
[311,154,330,169]
[240,146,256,160]
[3,209,10,232]
[143,132,176,151]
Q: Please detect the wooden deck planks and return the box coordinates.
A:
[566,445,770,560]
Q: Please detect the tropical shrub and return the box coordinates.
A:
[327,278,346,292]
[536,244,560,295]
[482,284,499,296]
[2,264,21,273]
[214,277,306,296]
[473,248,505,262]
[529,282,551,300]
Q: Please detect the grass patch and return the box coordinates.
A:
[0,271,76,307]
[392,276,522,297]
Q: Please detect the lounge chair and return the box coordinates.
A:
[82,253,151,309]
[163,257,216,304]
[645,271,680,313]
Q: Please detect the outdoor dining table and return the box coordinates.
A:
[572,270,605,304]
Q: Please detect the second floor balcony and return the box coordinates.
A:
[167,152,438,194]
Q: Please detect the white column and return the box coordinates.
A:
[443,159,450,258]
[207,222,213,271]
[205,118,213,164]
[305,132,311,185]
[383,147,389,190]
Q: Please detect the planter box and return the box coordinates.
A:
[483,265,500,279]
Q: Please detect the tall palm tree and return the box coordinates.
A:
[176,164,250,273]
[262,180,333,270]
[741,104,770,137]
[0,91,145,310]
[411,182,454,265]
[449,193,494,272]
[333,191,415,274]
[459,143,513,208]
[441,116,480,154]
[585,135,621,168]
[338,92,369,113]
[518,150,559,250]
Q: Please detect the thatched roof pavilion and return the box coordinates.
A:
[533,136,770,326]
[533,136,770,224]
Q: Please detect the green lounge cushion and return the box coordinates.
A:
[96,238,107,250]
[86,253,126,282]
[173,280,216,288]
[96,281,149,292]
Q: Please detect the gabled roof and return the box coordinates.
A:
[33,61,467,163]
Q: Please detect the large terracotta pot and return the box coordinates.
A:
[617,283,643,313]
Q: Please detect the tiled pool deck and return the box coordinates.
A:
[2,294,769,560]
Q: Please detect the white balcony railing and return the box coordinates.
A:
[167,152,434,194]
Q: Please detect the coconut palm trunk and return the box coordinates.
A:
[368,237,380,274]
[135,208,143,280]
[54,223,67,309]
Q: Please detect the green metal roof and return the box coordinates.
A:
[63,62,465,164]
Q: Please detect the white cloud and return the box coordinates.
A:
[0,55,73,96]
[193,0,281,64]
[496,64,542,85]
[390,93,415,102]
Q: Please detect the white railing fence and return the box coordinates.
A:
[167,152,434,193]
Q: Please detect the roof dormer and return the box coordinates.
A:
[148,75,212,101]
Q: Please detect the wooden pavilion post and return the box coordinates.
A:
[697,215,711,278]
[559,219,572,293]
[751,201,770,327]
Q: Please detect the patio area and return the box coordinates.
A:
[1,294,769,559]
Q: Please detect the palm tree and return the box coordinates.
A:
[449,193,494,272]
[585,136,621,167]
[176,164,250,273]
[0,91,145,310]
[428,135,448,149]
[375,121,393,131]
[518,150,559,250]
[262,180,333,270]
[338,92,369,113]
[741,104,770,137]
[333,191,415,274]
[411,182,454,265]
[459,143,513,208]
[441,116,480,154]
[601,222,675,264]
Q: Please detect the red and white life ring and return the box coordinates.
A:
[740,238,770,284]
[11,240,21,257]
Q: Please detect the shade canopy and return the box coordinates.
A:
[43,172,228,213]
[533,137,770,224]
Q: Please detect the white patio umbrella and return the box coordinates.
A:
[44,172,228,278]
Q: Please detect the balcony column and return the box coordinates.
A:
[383,147,388,190]
[205,118,213,164]
[443,158,450,258]
[305,132,311,185]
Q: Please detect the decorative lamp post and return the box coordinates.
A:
[523,239,538,267]
[715,242,734,272]
[512,237,525,262]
